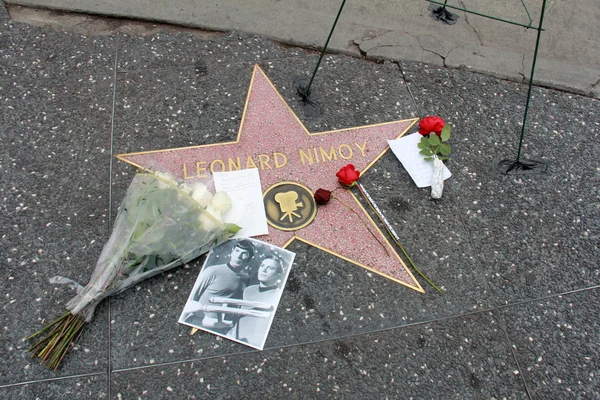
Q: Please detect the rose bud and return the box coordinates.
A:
[314,188,332,205]
[336,164,360,187]
[418,116,445,136]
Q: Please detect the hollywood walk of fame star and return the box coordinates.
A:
[117,64,424,293]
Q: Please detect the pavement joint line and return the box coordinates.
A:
[113,54,320,76]
[108,284,600,375]
[106,32,120,399]
[0,372,105,389]
[394,61,422,118]
[498,316,534,400]
[4,282,595,385]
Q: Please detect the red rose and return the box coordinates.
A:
[314,188,332,205]
[418,116,445,136]
[336,164,360,186]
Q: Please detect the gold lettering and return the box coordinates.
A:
[228,157,241,171]
[299,149,314,165]
[354,141,368,158]
[258,154,272,170]
[183,163,194,180]
[273,152,288,168]
[319,145,337,162]
[313,148,320,163]
[210,159,225,173]
[245,155,257,169]
[196,161,208,178]
[338,143,353,160]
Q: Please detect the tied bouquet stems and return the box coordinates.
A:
[27,172,240,370]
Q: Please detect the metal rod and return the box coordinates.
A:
[426,0,541,30]
[515,0,547,161]
[304,0,348,95]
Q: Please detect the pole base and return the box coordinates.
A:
[428,4,459,25]
[293,76,322,117]
[497,159,548,175]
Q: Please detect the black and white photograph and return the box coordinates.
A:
[179,238,295,350]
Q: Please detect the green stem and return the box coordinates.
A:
[25,311,70,341]
[333,195,390,257]
[355,185,442,294]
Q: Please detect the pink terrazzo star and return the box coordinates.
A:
[117,64,424,293]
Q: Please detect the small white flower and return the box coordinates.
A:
[179,183,194,196]
[190,182,213,208]
[199,204,223,231]
[154,171,178,185]
[211,191,232,214]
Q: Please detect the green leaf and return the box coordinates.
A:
[419,149,432,156]
[417,141,428,150]
[428,134,441,146]
[441,124,451,141]
[225,223,242,235]
[424,157,433,161]
[439,143,451,156]
[438,156,448,161]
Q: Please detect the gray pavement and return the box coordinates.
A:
[5,0,600,98]
[1,0,600,398]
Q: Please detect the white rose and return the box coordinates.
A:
[154,171,178,185]
[211,191,232,215]
[179,183,194,196]
[199,204,223,231]
[190,182,213,208]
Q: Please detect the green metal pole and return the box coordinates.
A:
[303,0,347,96]
[515,0,547,161]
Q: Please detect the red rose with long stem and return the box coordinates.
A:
[336,164,360,187]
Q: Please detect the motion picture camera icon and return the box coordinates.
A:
[263,182,317,231]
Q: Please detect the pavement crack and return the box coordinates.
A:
[406,31,447,64]
[422,47,446,62]
[519,53,527,83]
[459,0,484,46]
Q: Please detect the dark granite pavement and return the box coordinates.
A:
[1,1,599,398]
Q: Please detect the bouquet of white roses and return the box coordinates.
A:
[27,171,240,370]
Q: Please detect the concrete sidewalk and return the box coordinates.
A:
[1,0,599,398]
[5,0,600,98]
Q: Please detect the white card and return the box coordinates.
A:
[388,133,452,188]
[213,168,269,238]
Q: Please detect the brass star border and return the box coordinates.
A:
[117,64,424,293]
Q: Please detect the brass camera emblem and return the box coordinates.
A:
[263,182,317,231]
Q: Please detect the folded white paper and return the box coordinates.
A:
[388,133,452,188]
[213,168,269,238]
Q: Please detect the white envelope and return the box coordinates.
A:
[388,133,452,188]
[213,168,269,238]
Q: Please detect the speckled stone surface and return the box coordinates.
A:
[116,31,306,73]
[1,1,600,397]
[399,61,600,305]
[0,70,114,384]
[0,18,115,79]
[501,288,600,399]
[0,374,107,398]
[111,312,526,399]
